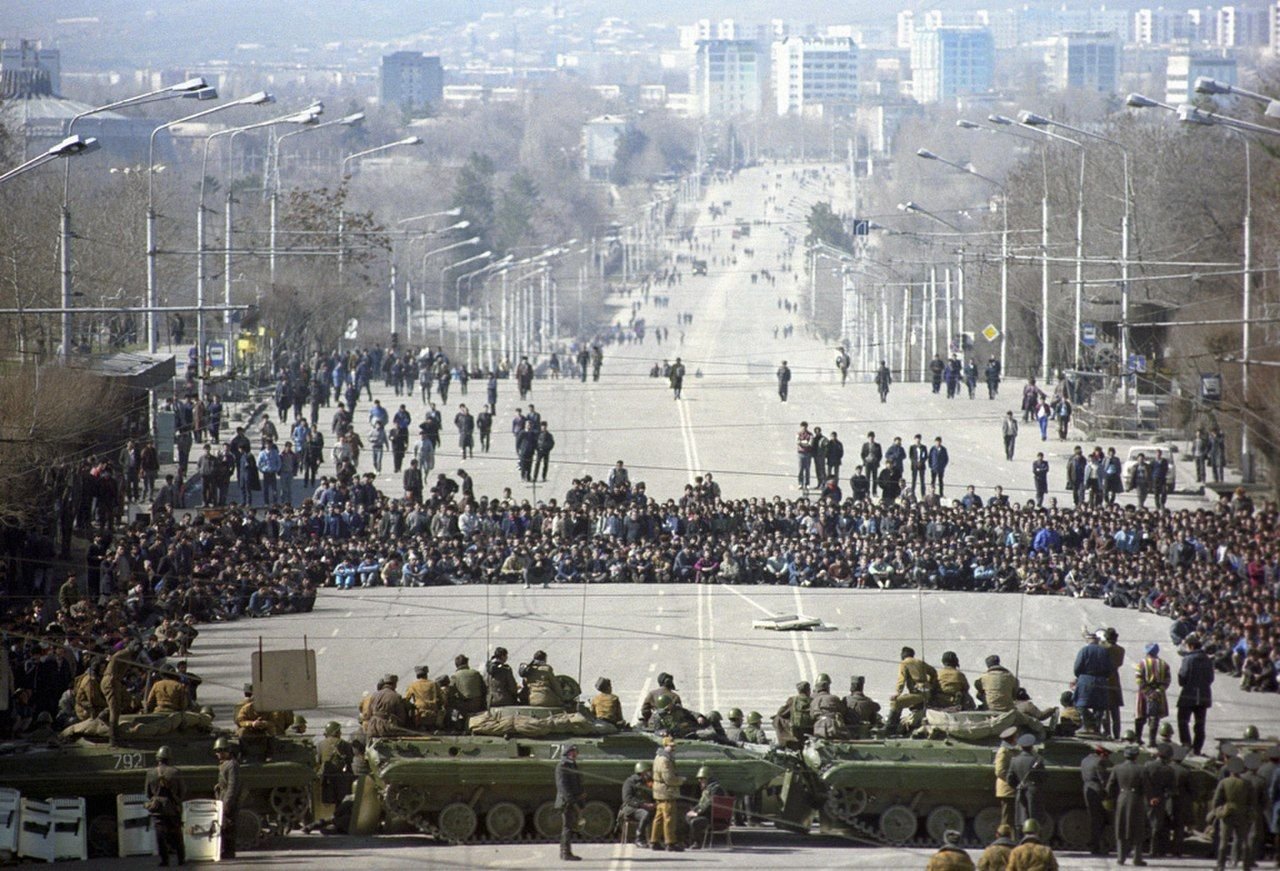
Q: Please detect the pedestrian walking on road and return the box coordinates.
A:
[875,361,891,403]
[1002,411,1019,460]
[1032,453,1049,507]
[777,360,791,402]
[669,357,686,399]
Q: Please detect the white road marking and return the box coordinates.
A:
[634,676,652,725]
[696,580,707,713]
[317,646,327,656]
[708,586,720,710]
[793,587,819,679]
[330,628,340,637]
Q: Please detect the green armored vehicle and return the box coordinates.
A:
[0,712,316,855]
[774,711,1218,849]
[361,705,783,843]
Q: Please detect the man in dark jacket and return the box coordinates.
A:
[860,433,882,496]
[1074,631,1113,732]
[1176,635,1214,754]
[555,744,585,861]
[620,762,654,847]
[486,647,520,708]
[534,422,556,482]
[1107,744,1149,866]
[1081,744,1112,855]
[928,437,950,497]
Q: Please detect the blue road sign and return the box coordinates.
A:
[1081,322,1097,347]
[207,340,226,370]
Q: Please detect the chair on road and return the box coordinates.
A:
[701,794,735,850]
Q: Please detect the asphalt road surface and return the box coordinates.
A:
[170,163,1274,869]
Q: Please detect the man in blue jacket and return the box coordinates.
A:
[928,437,949,497]
[1074,631,1113,732]
[1175,635,1214,754]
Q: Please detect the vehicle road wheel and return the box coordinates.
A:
[269,785,311,828]
[824,786,868,824]
[533,801,562,839]
[235,809,263,850]
[383,783,427,819]
[436,802,478,843]
[87,814,117,858]
[972,806,1002,845]
[925,805,966,845]
[1057,808,1092,851]
[878,805,918,844]
[579,801,615,840]
[485,802,526,841]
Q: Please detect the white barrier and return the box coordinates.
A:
[49,797,87,862]
[117,793,156,857]
[182,798,222,862]
[17,798,52,862]
[0,788,19,854]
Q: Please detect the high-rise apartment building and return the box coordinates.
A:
[1217,5,1270,46]
[910,26,994,104]
[772,36,859,116]
[692,39,763,117]
[1166,52,1238,102]
[1048,31,1120,93]
[380,52,444,113]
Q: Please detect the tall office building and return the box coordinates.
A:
[1166,52,1238,102]
[772,36,859,116]
[692,39,763,117]
[1217,5,1270,47]
[1048,32,1120,93]
[910,26,994,104]
[380,52,444,112]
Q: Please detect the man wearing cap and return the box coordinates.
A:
[926,829,975,870]
[1176,634,1215,755]
[651,736,685,851]
[995,727,1020,831]
[620,762,654,848]
[554,744,585,861]
[451,654,487,716]
[145,745,186,867]
[1073,631,1113,733]
[1008,733,1048,831]
[1211,756,1257,871]
[888,646,938,735]
[844,676,882,731]
[520,650,564,708]
[1144,742,1177,858]
[1006,819,1058,871]
[685,766,726,848]
[144,668,189,714]
[365,674,410,737]
[591,677,624,726]
[316,721,354,813]
[974,654,1019,712]
[1081,743,1113,855]
[935,652,974,711]
[1101,627,1126,740]
[642,673,681,724]
[486,648,520,708]
[977,824,1016,871]
[405,666,444,731]
[1107,743,1150,865]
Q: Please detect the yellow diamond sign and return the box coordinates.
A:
[981,324,1000,342]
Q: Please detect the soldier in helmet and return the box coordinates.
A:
[315,721,354,814]
[742,711,768,744]
[774,681,814,749]
[290,715,308,735]
[199,705,216,721]
[519,650,564,708]
[926,828,974,871]
[213,737,241,859]
[811,673,850,739]
[486,647,520,708]
[685,766,726,848]
[404,665,443,731]
[844,675,882,731]
[642,672,681,723]
[1005,818,1058,870]
[591,677,624,725]
[722,709,745,745]
[145,744,186,866]
[977,824,1016,871]
[619,761,654,848]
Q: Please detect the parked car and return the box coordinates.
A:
[1121,444,1178,491]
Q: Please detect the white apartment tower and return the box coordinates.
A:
[692,39,763,117]
[772,36,859,116]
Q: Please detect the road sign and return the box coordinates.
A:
[1200,373,1222,402]
[981,324,1000,342]
[207,341,225,370]
[852,219,870,237]
[344,318,359,340]
[1081,322,1097,347]
[1126,353,1147,374]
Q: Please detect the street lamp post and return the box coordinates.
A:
[146,91,273,353]
[337,136,423,285]
[418,237,480,346]
[440,251,493,349]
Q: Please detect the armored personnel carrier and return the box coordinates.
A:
[360,705,783,843]
[0,712,316,856]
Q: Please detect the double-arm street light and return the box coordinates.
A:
[145,91,274,352]
[914,148,1013,370]
[440,251,493,346]
[418,237,481,345]
[57,77,211,359]
[0,134,99,185]
[1128,91,1255,475]
[339,136,423,181]
[1193,76,1280,119]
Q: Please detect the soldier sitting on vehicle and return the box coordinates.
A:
[519,650,565,708]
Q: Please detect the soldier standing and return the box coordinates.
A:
[1212,756,1257,871]
[214,737,241,859]
[486,648,520,708]
[1005,819,1058,871]
[887,646,938,735]
[994,727,1019,831]
[315,721,354,815]
[404,665,444,730]
[1008,734,1047,830]
[620,762,654,848]
[1107,744,1150,866]
[1081,743,1113,856]
[555,744,585,861]
[650,736,685,851]
[591,678,624,725]
[926,829,974,870]
[1144,743,1177,858]
[145,745,186,867]
[1133,642,1171,747]
[976,824,1015,871]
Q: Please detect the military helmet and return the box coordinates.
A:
[747,711,762,724]
[242,683,254,694]
[696,766,712,779]
[1159,722,1174,737]
[728,708,743,722]
[634,761,652,775]
[325,721,342,737]
[293,715,307,727]
[1244,725,1260,740]
[1123,729,1138,743]
[156,746,172,762]
[796,680,811,694]
[849,675,866,692]
[815,672,831,685]
[708,710,722,723]
[654,693,674,710]
[213,737,234,753]
[1022,819,1040,835]
[199,705,216,719]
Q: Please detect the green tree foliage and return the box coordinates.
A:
[496,173,540,253]
[452,152,496,249]
[806,201,853,251]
